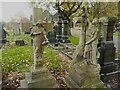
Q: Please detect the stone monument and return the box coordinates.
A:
[46,25,57,43]
[98,17,120,83]
[33,8,44,22]
[19,21,58,88]
[0,23,9,46]
[12,22,21,36]
[64,6,105,88]
[61,20,71,43]
[21,17,31,34]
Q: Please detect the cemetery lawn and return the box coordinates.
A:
[69,35,79,45]
[2,44,70,88]
[114,32,120,36]
[2,45,33,72]
[2,45,69,73]
[2,32,78,88]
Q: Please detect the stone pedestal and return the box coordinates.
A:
[19,66,58,88]
[64,61,106,88]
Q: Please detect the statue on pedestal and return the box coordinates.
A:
[31,22,45,70]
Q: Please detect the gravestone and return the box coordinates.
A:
[0,23,9,46]
[61,20,71,43]
[46,25,57,43]
[0,22,2,47]
[56,15,62,42]
[33,8,44,22]
[21,17,31,34]
[98,17,120,82]
[12,22,20,36]
[19,21,58,88]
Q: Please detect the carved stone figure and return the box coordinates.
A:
[84,18,101,65]
[72,6,89,64]
[31,22,45,70]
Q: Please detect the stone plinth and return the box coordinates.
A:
[19,66,58,88]
[64,61,106,88]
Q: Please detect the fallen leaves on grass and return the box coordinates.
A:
[2,72,25,89]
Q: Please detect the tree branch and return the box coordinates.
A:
[67,3,70,10]
[67,2,82,17]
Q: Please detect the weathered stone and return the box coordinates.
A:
[0,23,9,45]
[29,66,49,79]
[19,21,58,88]
[12,22,21,36]
[64,76,80,88]
[61,20,71,43]
[33,8,44,22]
[98,17,120,83]
[64,61,105,88]
[21,17,31,34]
[56,19,62,42]
[19,66,58,88]
[64,7,105,88]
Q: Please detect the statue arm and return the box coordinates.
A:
[85,29,99,45]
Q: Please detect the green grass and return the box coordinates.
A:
[113,32,120,36]
[2,45,34,72]
[3,32,70,73]
[2,45,69,74]
[6,31,32,44]
[69,35,79,45]
[2,33,68,73]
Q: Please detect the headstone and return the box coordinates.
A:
[19,21,58,88]
[33,8,44,22]
[21,17,31,34]
[12,22,20,36]
[43,21,54,32]
[5,22,13,30]
[98,17,120,82]
[43,10,52,21]
[46,25,57,43]
[0,22,2,47]
[56,15,62,42]
[61,20,71,43]
[0,23,9,46]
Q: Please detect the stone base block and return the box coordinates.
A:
[64,75,80,88]
[19,66,59,88]
[64,61,106,88]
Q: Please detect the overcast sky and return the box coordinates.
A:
[1,2,33,22]
[0,0,118,22]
